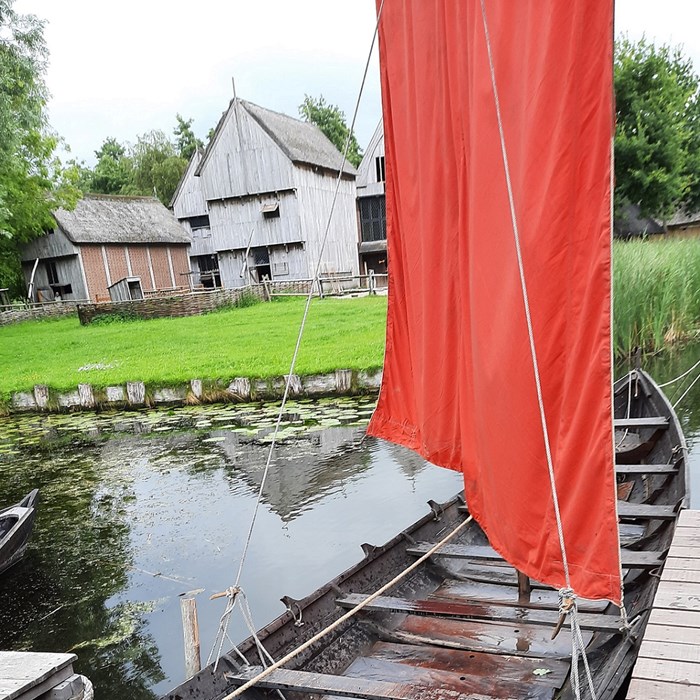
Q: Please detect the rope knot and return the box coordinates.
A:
[558,587,577,616]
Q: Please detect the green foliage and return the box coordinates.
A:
[80,116,200,205]
[88,138,133,195]
[211,291,262,313]
[173,114,203,160]
[613,238,700,355]
[89,310,140,326]
[615,38,700,219]
[299,95,362,167]
[122,130,188,205]
[0,0,80,296]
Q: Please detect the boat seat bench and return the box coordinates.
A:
[405,543,664,569]
[459,502,677,520]
[336,594,623,632]
[613,417,669,429]
[616,464,678,474]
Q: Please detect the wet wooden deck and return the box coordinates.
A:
[626,509,700,700]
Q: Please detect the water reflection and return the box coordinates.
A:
[0,397,462,698]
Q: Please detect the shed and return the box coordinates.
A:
[21,195,191,302]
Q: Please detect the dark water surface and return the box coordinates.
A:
[1,350,699,699]
[0,396,462,698]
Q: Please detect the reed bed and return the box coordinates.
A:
[613,237,700,356]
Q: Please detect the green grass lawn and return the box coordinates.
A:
[0,296,388,398]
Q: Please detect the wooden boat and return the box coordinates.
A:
[163,369,688,699]
[0,489,39,575]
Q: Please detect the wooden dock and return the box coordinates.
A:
[0,651,90,700]
[626,509,700,700]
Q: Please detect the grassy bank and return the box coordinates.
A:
[613,238,700,356]
[0,296,387,399]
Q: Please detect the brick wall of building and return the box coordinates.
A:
[126,246,154,290]
[170,246,191,288]
[105,245,129,285]
[149,247,173,289]
[81,245,109,302]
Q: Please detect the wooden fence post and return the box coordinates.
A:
[180,598,201,678]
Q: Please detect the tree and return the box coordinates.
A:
[299,95,362,167]
[615,38,700,220]
[173,114,202,160]
[88,137,133,195]
[0,0,79,295]
[126,130,188,205]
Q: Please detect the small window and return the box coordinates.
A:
[188,214,210,229]
[261,202,280,219]
[375,155,386,183]
[46,261,59,285]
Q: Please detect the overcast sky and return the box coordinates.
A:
[12,0,700,165]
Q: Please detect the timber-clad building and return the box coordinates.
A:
[356,121,387,277]
[21,194,191,302]
[171,98,359,288]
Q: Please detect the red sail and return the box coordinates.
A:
[368,0,621,603]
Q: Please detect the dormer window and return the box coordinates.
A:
[261,202,280,219]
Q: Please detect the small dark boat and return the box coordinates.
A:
[163,370,688,700]
[0,489,39,575]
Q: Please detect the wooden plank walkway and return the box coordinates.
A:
[627,509,700,700]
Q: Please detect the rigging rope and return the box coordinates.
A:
[658,356,700,388]
[221,515,473,700]
[478,1,610,696]
[208,0,387,669]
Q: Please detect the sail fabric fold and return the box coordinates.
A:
[368,0,621,603]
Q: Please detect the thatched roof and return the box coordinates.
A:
[198,98,356,178]
[667,209,700,227]
[55,195,190,245]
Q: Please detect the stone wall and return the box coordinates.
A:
[0,301,83,326]
[8,369,383,413]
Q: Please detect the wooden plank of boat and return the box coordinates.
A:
[615,464,678,474]
[617,502,677,520]
[226,663,556,700]
[613,417,669,429]
[365,642,569,687]
[336,594,622,632]
[428,580,608,612]
[406,543,664,569]
[343,652,558,699]
[387,615,591,658]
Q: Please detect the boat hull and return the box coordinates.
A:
[0,489,39,576]
[163,370,688,700]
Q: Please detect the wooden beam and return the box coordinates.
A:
[614,417,669,429]
[335,594,622,632]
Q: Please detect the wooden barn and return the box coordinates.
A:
[356,120,387,277]
[171,98,359,288]
[21,194,191,302]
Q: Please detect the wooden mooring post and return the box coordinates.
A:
[180,597,201,679]
[626,509,700,699]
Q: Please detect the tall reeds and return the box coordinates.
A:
[613,237,700,356]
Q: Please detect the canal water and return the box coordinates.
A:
[1,349,699,699]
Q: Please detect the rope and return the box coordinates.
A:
[658,356,700,387]
[672,368,700,409]
[478,2,602,697]
[221,514,473,699]
[208,0,387,668]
